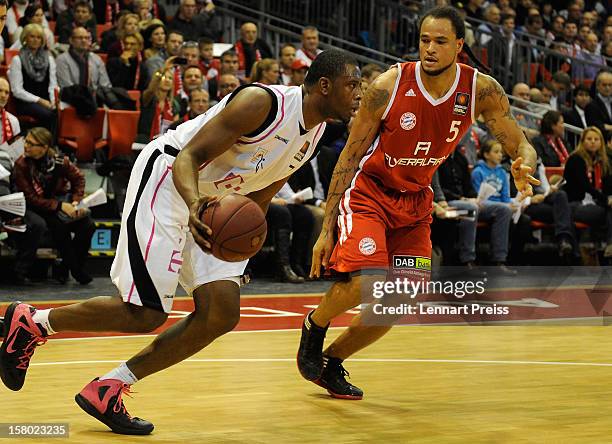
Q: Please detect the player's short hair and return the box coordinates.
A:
[540,110,562,135]
[303,49,358,88]
[419,6,465,40]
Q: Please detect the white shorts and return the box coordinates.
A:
[110,141,248,313]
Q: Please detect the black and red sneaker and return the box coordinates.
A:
[314,355,363,400]
[75,378,154,435]
[0,302,47,391]
[297,311,328,381]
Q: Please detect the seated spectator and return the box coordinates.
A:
[197,37,217,80]
[106,32,146,90]
[6,0,49,44]
[207,49,243,99]
[477,4,502,47]
[278,43,296,86]
[56,26,112,92]
[8,24,57,132]
[57,1,97,45]
[216,73,239,101]
[487,13,517,91]
[585,70,612,140]
[267,183,315,283]
[471,140,516,274]
[295,26,322,67]
[563,126,612,259]
[93,0,122,25]
[234,22,273,80]
[143,30,183,85]
[168,0,216,42]
[250,58,280,85]
[167,88,209,131]
[563,84,591,148]
[136,61,179,142]
[102,12,140,56]
[533,110,571,166]
[0,77,20,144]
[511,82,539,139]
[524,161,577,260]
[13,127,96,284]
[290,59,308,87]
[142,21,166,60]
[135,0,166,28]
[361,63,384,88]
[173,65,204,117]
[10,5,55,52]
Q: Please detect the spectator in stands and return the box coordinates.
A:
[135,0,166,27]
[10,5,54,52]
[562,1,583,24]
[234,22,273,80]
[477,4,502,47]
[6,0,48,44]
[290,59,308,87]
[56,26,112,92]
[168,0,213,42]
[550,15,566,41]
[533,110,572,166]
[487,13,517,91]
[267,183,315,283]
[57,1,97,45]
[250,58,280,85]
[563,84,591,147]
[137,61,178,142]
[279,43,296,86]
[604,41,612,68]
[524,161,577,260]
[585,70,612,139]
[520,14,545,63]
[540,81,555,107]
[295,26,322,67]
[471,140,516,274]
[93,0,122,26]
[14,127,96,284]
[143,29,183,83]
[142,21,166,60]
[197,37,217,80]
[102,12,139,56]
[106,32,146,90]
[180,40,200,67]
[173,65,204,117]
[0,77,19,144]
[8,24,57,132]
[549,72,572,110]
[216,73,239,101]
[361,63,384,87]
[511,82,539,138]
[463,0,484,21]
[560,20,581,56]
[563,126,612,259]
[167,88,209,132]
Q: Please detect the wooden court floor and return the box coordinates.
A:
[2,325,612,443]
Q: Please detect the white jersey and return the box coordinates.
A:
[161,84,327,197]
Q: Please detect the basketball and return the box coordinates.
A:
[200,194,267,262]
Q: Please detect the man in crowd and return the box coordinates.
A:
[295,26,322,66]
[233,22,273,80]
[143,30,184,84]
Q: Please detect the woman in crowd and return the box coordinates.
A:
[533,110,572,167]
[10,5,55,52]
[8,24,57,133]
[13,127,96,284]
[250,58,281,85]
[142,21,166,60]
[563,126,612,259]
[107,32,146,90]
[103,12,140,57]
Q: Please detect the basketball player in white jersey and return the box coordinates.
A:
[0,49,362,435]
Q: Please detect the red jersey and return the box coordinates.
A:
[360,61,478,193]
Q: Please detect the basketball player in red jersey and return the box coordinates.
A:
[297,6,540,400]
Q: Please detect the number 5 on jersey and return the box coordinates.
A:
[446,120,462,143]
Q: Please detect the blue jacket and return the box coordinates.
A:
[471,160,510,203]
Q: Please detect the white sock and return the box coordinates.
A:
[31,309,56,335]
[99,362,138,385]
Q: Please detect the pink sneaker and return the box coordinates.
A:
[75,378,154,435]
[0,302,47,391]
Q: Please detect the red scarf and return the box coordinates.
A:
[152,0,159,19]
[173,66,182,96]
[546,135,569,164]
[587,162,603,191]
[132,52,142,89]
[105,1,120,24]
[234,40,261,78]
[12,4,22,24]
[150,98,174,139]
[1,109,13,144]
[300,47,318,61]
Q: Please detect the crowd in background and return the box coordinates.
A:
[0,0,610,285]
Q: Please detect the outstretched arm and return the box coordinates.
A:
[310,67,397,277]
[475,73,540,197]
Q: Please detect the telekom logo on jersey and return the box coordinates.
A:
[385,142,449,168]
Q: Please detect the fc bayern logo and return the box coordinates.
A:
[399,112,417,130]
[359,237,377,256]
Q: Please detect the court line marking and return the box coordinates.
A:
[29,358,612,368]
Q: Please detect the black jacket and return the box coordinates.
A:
[436,150,476,201]
[563,153,612,204]
[585,96,611,140]
[532,134,571,167]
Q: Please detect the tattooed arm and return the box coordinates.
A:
[309,67,396,277]
[475,73,540,197]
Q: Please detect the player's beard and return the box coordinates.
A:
[421,59,455,77]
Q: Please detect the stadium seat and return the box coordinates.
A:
[107,109,140,159]
[48,21,56,33]
[96,23,112,43]
[4,49,19,67]
[127,90,141,110]
[97,53,108,64]
[544,166,564,179]
[57,107,107,162]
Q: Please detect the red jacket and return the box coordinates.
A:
[14,154,85,213]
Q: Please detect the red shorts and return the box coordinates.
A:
[329,172,433,274]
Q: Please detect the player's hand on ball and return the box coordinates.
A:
[189,195,217,253]
[511,157,540,201]
[310,229,335,279]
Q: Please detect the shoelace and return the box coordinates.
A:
[338,364,351,380]
[113,384,135,419]
[16,333,47,370]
